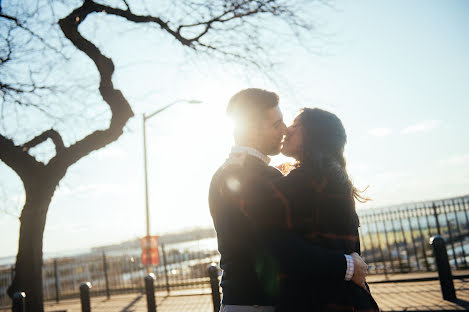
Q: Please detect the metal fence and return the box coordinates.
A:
[358,195,469,274]
[1,194,468,307]
[0,241,220,307]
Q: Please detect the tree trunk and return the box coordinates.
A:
[7,173,60,312]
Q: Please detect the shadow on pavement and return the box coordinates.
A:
[120,294,143,312]
[449,298,469,309]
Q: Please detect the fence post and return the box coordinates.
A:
[54,258,60,303]
[430,235,456,301]
[432,203,441,235]
[208,264,220,312]
[144,273,157,312]
[102,251,110,299]
[161,244,170,294]
[80,282,92,312]
[12,291,25,312]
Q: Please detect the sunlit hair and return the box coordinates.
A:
[227,88,279,142]
[296,108,369,204]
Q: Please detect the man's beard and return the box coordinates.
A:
[267,143,282,156]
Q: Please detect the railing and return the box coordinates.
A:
[1,194,468,307]
[0,241,220,307]
[358,195,469,274]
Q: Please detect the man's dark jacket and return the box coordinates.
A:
[209,155,347,306]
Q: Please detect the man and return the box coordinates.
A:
[209,88,367,311]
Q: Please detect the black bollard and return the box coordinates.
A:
[80,282,92,312]
[12,291,25,312]
[430,235,456,301]
[144,273,157,312]
[208,264,221,312]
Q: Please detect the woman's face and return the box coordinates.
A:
[281,115,303,160]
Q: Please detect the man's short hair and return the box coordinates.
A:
[227,88,279,127]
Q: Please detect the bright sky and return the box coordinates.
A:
[1,0,468,258]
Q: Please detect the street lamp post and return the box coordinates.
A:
[142,99,201,272]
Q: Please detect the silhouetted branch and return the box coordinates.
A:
[122,0,130,11]
[23,129,65,152]
[56,0,134,167]
[0,134,40,182]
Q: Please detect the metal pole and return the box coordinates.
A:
[396,210,410,271]
[452,199,468,268]
[143,114,151,273]
[54,259,60,303]
[162,244,170,294]
[12,292,25,312]
[208,265,221,312]
[390,211,404,272]
[141,100,201,274]
[372,214,387,276]
[80,282,92,312]
[459,197,469,237]
[382,214,395,273]
[430,236,456,301]
[442,200,458,269]
[358,227,371,273]
[433,202,441,236]
[415,206,431,271]
[424,204,433,237]
[405,208,420,270]
[102,252,110,299]
[144,274,157,312]
[363,223,378,274]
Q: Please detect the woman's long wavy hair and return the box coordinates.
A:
[296,108,369,203]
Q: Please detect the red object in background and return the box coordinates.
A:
[141,236,159,265]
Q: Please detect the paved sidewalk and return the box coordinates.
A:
[40,280,469,312]
[0,275,452,311]
[369,278,469,311]
[44,291,213,312]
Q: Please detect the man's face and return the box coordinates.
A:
[257,106,287,155]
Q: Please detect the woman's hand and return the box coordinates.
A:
[351,252,368,290]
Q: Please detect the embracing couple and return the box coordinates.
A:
[209,88,380,312]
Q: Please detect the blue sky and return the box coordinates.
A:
[1,0,468,258]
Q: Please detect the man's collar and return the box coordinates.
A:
[230,145,271,165]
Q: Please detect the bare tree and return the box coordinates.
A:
[0,0,315,310]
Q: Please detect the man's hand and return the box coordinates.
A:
[351,252,368,290]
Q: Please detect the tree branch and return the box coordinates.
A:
[0,134,41,183]
[23,129,65,152]
[0,13,67,57]
[122,0,130,11]
[56,0,134,168]
[68,1,194,47]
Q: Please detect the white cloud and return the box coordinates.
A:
[401,120,441,134]
[369,128,392,137]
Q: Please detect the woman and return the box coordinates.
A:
[231,108,379,311]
